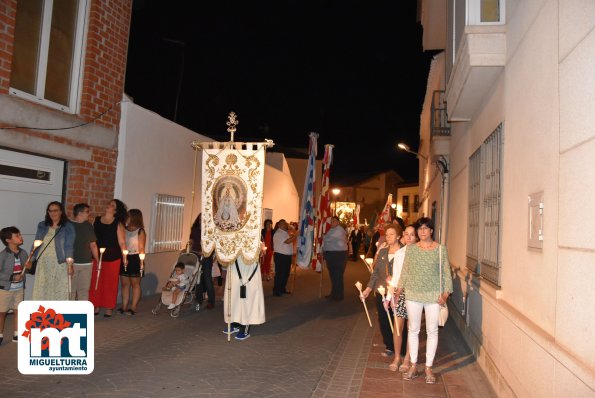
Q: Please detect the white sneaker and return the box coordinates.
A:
[167,304,176,309]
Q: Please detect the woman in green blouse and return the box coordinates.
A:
[396,217,452,384]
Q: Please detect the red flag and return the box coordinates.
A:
[312,144,333,271]
[375,194,393,232]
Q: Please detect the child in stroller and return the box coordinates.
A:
[152,252,201,317]
[164,263,189,309]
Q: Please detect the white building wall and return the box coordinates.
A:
[439,1,595,396]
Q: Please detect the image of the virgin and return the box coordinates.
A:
[212,177,246,230]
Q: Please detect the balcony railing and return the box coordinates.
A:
[431,90,450,137]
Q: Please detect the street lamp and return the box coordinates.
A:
[397,143,428,161]
[163,38,185,123]
[331,188,340,216]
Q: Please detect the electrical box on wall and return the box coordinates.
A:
[528,192,544,249]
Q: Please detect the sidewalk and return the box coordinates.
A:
[0,258,496,397]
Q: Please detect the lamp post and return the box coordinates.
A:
[397,143,428,161]
[163,38,185,123]
[332,188,340,216]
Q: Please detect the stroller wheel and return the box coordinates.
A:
[170,306,181,318]
[195,303,200,312]
[152,302,161,315]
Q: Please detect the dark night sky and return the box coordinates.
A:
[124,1,434,183]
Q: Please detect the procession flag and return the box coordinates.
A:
[353,204,360,227]
[312,144,333,271]
[375,194,393,232]
[296,133,318,269]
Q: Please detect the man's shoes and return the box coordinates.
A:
[206,303,214,309]
[12,334,18,343]
[282,290,291,294]
[222,326,240,334]
[0,336,3,345]
[167,304,176,309]
[273,292,282,297]
[380,349,395,358]
[234,332,250,341]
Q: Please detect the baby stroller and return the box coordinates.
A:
[151,252,202,318]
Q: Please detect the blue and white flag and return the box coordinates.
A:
[296,132,318,269]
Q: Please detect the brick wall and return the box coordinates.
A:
[0,0,132,220]
[0,0,16,93]
[80,0,132,129]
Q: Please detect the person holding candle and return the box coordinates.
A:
[385,224,418,372]
[360,223,403,359]
[89,199,128,317]
[31,201,75,300]
[0,226,28,344]
[118,208,146,315]
[70,203,99,301]
[396,217,453,384]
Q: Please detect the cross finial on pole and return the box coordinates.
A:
[227,112,238,142]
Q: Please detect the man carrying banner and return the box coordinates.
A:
[194,112,271,341]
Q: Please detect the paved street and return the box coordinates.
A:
[0,258,496,397]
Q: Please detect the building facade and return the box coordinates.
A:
[0,0,132,246]
[419,0,595,396]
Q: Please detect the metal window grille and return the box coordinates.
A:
[480,125,502,285]
[467,149,481,272]
[466,124,503,286]
[149,194,185,253]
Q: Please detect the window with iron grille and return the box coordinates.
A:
[149,194,185,253]
[466,124,503,286]
[10,0,88,113]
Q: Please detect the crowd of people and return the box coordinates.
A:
[1,203,452,385]
[0,198,147,332]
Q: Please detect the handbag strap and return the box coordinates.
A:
[35,226,61,261]
[439,245,443,294]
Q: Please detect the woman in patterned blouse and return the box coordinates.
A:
[396,217,452,384]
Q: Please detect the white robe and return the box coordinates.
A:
[223,256,265,325]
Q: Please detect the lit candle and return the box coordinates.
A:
[377,285,385,297]
[355,281,372,327]
[95,248,106,290]
[139,253,145,277]
[122,249,129,272]
[66,257,73,296]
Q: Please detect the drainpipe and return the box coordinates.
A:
[436,156,449,244]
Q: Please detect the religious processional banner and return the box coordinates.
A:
[200,141,269,265]
[296,133,317,269]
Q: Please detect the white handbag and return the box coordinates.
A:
[438,245,449,327]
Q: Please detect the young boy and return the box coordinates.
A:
[164,263,189,309]
[0,226,28,345]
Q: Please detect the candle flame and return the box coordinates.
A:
[139,253,145,260]
[377,286,385,296]
[99,248,106,253]
[33,240,43,247]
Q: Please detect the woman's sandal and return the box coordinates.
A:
[398,359,411,372]
[403,363,418,380]
[425,367,437,384]
[388,360,399,372]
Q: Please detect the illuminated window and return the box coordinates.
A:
[10,0,88,113]
[149,194,185,253]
